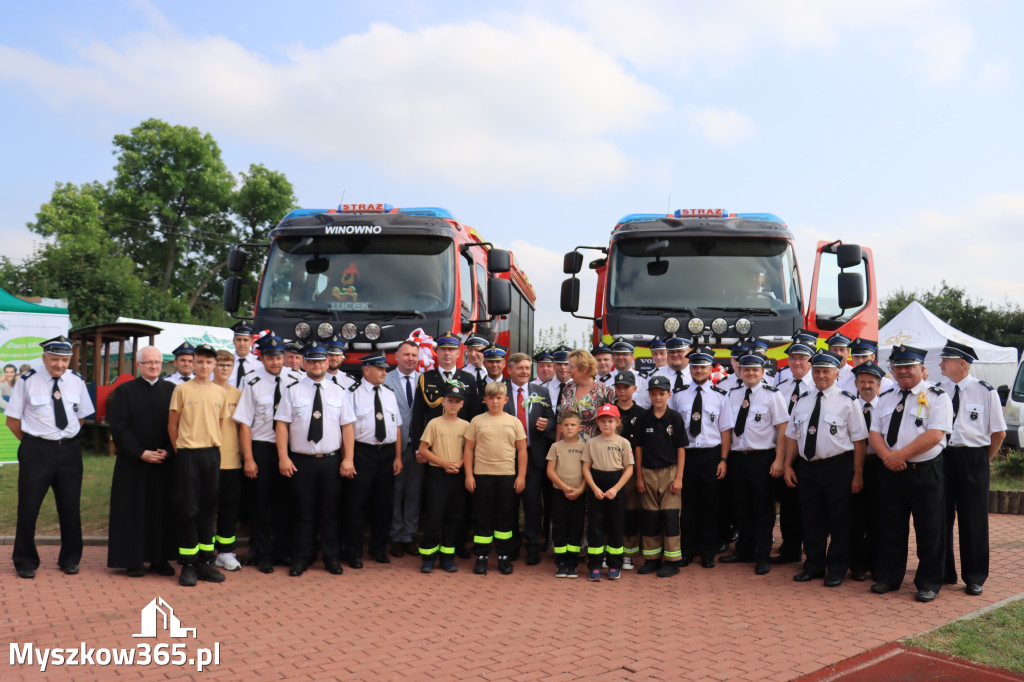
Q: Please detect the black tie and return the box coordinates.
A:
[235,359,245,387]
[734,387,752,436]
[952,385,960,423]
[52,377,68,430]
[886,389,911,447]
[788,378,801,415]
[674,370,684,393]
[804,391,824,459]
[443,371,451,382]
[557,382,566,404]
[273,377,281,412]
[182,375,190,382]
[374,386,387,442]
[863,403,871,430]
[307,383,323,443]
[689,386,703,437]
[405,375,413,408]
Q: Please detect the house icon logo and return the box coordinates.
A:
[133,597,197,639]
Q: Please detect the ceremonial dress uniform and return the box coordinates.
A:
[230,322,257,388]
[849,361,885,580]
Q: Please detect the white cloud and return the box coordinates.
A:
[977,60,1011,90]
[684,106,755,146]
[912,20,974,83]
[0,15,668,194]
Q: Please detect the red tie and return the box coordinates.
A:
[517,387,528,433]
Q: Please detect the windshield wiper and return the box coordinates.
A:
[372,310,426,319]
[716,306,780,317]
[629,306,698,317]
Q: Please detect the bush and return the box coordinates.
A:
[993,450,1024,479]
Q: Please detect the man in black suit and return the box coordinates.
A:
[504,351,557,565]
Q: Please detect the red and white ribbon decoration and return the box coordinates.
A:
[408,328,437,373]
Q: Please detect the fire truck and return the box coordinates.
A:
[560,208,877,367]
[223,204,536,367]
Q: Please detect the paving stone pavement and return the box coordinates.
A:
[2,514,1022,681]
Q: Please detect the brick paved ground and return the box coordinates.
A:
[2,514,1022,681]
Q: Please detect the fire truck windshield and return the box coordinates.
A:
[257,235,455,315]
[607,237,801,313]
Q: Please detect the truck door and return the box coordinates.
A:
[807,241,878,339]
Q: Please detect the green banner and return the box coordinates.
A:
[0,401,18,464]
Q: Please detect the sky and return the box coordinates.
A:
[2,0,1023,341]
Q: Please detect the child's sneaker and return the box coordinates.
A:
[214,552,241,571]
[588,568,602,582]
[622,556,634,570]
[601,558,608,569]
[555,562,568,578]
[566,564,578,579]
[607,567,621,580]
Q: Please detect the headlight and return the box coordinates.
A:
[294,322,311,339]
[711,318,728,335]
[735,318,752,335]
[317,322,335,340]
[364,323,382,341]
[340,322,358,340]
[687,318,705,334]
[663,317,681,333]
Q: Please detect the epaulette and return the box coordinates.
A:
[20,369,36,380]
[841,390,857,400]
[711,385,727,395]
[382,384,394,392]
[638,369,652,379]
[729,385,743,391]
[928,385,945,395]
[880,388,895,397]
[764,385,779,392]
[798,391,810,399]
[248,376,261,386]
[349,380,362,392]
[286,380,299,388]
[69,369,83,378]
[980,380,995,391]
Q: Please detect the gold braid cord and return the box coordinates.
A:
[420,372,445,409]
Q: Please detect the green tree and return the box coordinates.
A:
[534,324,592,352]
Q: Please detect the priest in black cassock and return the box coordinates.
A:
[106,345,177,577]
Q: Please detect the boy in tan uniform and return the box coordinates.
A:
[212,350,243,572]
[546,411,586,578]
[464,381,527,576]
[168,344,230,587]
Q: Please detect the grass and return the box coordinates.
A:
[906,599,1024,673]
[0,452,114,536]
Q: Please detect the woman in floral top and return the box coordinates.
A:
[557,349,615,442]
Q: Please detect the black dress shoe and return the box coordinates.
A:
[258,557,275,574]
[755,560,770,575]
[679,555,693,567]
[716,543,730,554]
[916,589,937,603]
[371,552,391,564]
[348,558,363,569]
[637,560,661,575]
[720,553,752,564]
[793,572,822,582]
[150,562,176,576]
[701,557,715,569]
[60,564,80,575]
[388,542,405,558]
[965,583,984,596]
[871,582,895,594]
[770,554,801,564]
[473,557,488,575]
[289,564,305,577]
[656,561,680,578]
[498,557,514,575]
[325,561,344,575]
[16,567,36,579]
[849,568,867,582]
[126,567,146,578]
[824,575,843,588]
[526,550,540,566]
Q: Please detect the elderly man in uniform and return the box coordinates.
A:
[7,337,95,579]
[839,338,894,395]
[283,340,304,374]
[107,345,177,578]
[849,360,886,581]
[939,340,1006,596]
[275,342,355,576]
[869,344,953,602]
[464,334,489,385]
[546,346,572,407]
[783,351,868,587]
[165,343,195,385]
[611,339,650,409]
[234,334,291,573]
[483,344,507,382]
[387,339,422,558]
[593,343,615,387]
[230,322,257,388]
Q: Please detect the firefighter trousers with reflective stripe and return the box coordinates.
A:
[215,468,242,552]
[550,488,585,564]
[419,466,465,557]
[640,465,681,562]
[173,447,220,564]
[587,469,626,570]
[472,474,515,557]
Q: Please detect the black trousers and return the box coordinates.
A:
[472,474,516,557]
[173,447,220,565]
[798,451,853,578]
[347,442,396,560]
[290,453,342,566]
[13,436,83,572]
[518,462,552,553]
[587,469,626,570]
[850,454,882,575]
[550,491,585,565]
[419,466,465,558]
[774,466,803,558]
[730,449,776,562]
[876,455,946,593]
[245,441,292,563]
[681,447,721,561]
[943,446,990,586]
[215,468,242,552]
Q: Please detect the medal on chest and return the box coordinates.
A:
[970,410,979,421]
[829,424,838,436]
[754,413,762,422]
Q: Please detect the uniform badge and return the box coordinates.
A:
[791,394,798,403]
[73,403,79,413]
[895,403,904,413]
[709,413,715,423]
[692,412,701,422]
[741,399,750,408]
[666,425,673,436]
[915,418,923,427]
[808,426,817,435]
[376,412,384,421]
[754,413,762,422]
[53,390,61,400]
[829,424,838,436]
[970,411,979,420]
[312,410,322,419]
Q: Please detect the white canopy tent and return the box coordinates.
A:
[117,317,235,360]
[877,301,1019,388]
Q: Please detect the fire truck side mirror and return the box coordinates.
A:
[837,272,865,310]
[488,249,511,274]
[227,249,248,273]
[488,278,511,315]
[563,252,583,274]
[560,278,580,313]
[836,244,862,269]
[223,276,242,313]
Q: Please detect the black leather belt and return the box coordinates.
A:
[905,455,941,470]
[292,450,340,458]
[23,433,78,445]
[357,442,396,451]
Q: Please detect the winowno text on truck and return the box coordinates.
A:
[223,204,536,368]
[560,208,878,368]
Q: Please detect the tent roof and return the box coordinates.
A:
[878,301,1017,363]
[0,287,68,314]
[116,317,235,360]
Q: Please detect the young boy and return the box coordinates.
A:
[583,404,634,581]
[418,385,471,574]
[212,350,243,572]
[168,344,230,587]
[546,411,587,578]
[464,381,527,575]
[634,375,688,577]
[614,371,646,570]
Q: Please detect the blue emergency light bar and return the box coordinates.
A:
[617,213,669,226]
[280,205,455,221]
[396,207,454,219]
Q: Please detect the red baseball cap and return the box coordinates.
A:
[596,404,620,419]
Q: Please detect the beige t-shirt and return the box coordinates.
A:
[465,411,527,476]
[219,385,242,469]
[546,439,585,489]
[421,416,470,468]
[582,435,634,472]
[170,381,228,450]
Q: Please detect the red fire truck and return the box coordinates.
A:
[224,204,536,367]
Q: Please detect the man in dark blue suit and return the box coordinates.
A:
[504,351,557,565]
